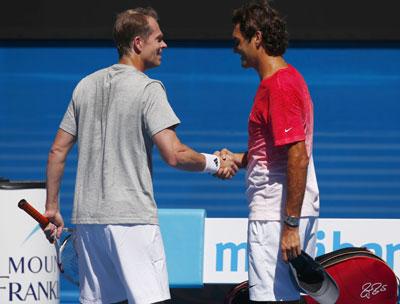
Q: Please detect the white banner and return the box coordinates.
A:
[203,218,400,284]
[0,189,59,303]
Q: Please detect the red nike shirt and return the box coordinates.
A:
[246,64,319,220]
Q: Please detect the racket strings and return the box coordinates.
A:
[59,232,80,286]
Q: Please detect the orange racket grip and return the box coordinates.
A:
[18,199,49,229]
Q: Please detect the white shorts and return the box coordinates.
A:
[74,224,170,304]
[248,217,318,302]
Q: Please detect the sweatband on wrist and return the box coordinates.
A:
[201,153,220,174]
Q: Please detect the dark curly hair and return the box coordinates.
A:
[232,0,288,56]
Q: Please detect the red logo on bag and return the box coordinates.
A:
[360,282,388,299]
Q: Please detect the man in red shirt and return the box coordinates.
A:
[217,1,320,303]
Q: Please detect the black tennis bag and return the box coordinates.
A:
[224,247,399,304]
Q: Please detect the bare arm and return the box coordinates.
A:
[153,128,238,176]
[280,140,309,262]
[45,129,75,236]
[153,128,204,171]
[285,141,308,217]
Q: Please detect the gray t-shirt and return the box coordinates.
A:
[60,64,180,224]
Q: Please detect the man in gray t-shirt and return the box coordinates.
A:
[44,8,237,304]
[60,64,179,226]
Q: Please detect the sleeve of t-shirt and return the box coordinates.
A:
[268,83,305,146]
[59,94,78,137]
[142,81,181,137]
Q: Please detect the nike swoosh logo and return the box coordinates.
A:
[249,284,257,289]
[285,128,293,133]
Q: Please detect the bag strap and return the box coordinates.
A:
[316,247,384,267]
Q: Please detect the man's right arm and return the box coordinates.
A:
[152,128,238,178]
[45,128,75,239]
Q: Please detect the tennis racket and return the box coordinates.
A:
[18,199,79,286]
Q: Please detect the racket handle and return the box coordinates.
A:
[18,199,49,229]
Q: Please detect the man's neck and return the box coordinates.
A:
[119,55,145,72]
[257,55,288,80]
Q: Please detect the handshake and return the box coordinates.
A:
[213,148,240,180]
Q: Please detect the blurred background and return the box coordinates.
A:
[1,0,400,302]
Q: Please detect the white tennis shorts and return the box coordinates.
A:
[248,217,318,302]
[74,224,170,304]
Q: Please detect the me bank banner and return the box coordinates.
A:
[203,218,400,283]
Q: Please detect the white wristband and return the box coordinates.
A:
[201,153,221,174]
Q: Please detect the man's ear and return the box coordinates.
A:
[254,30,263,48]
[131,36,142,53]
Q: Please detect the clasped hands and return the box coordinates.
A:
[213,148,238,179]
